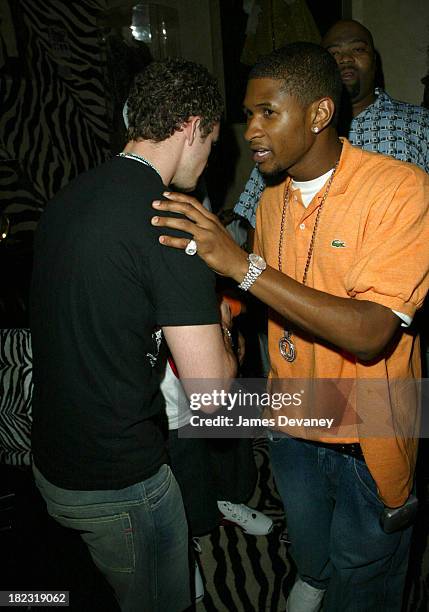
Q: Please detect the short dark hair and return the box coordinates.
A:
[126,58,224,142]
[249,42,343,116]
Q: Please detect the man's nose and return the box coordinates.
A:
[244,116,263,143]
[336,50,355,64]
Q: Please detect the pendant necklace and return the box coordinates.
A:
[278,160,339,362]
[117,152,162,181]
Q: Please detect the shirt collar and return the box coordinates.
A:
[327,138,364,196]
[357,88,391,118]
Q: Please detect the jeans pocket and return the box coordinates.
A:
[353,459,384,508]
[51,510,135,573]
[146,464,176,510]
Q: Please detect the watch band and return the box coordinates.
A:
[238,258,266,291]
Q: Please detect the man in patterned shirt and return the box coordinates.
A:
[234,19,429,228]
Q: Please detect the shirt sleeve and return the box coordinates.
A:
[345,168,429,318]
[147,227,220,327]
[254,196,265,258]
[392,310,412,327]
[233,166,265,228]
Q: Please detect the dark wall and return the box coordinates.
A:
[219,0,343,122]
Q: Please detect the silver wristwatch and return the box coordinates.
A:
[238,253,267,291]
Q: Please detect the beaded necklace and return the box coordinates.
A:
[278,160,339,362]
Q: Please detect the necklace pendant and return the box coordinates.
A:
[279,331,296,362]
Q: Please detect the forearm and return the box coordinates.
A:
[179,342,237,414]
[163,324,237,413]
[230,263,400,361]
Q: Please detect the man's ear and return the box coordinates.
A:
[183,116,201,145]
[309,97,336,132]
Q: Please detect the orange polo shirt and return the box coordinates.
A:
[255,138,429,507]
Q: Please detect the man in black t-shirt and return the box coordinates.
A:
[30,59,236,612]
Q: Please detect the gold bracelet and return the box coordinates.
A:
[222,326,233,342]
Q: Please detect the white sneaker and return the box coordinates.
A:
[217,501,273,535]
[195,562,204,603]
[286,577,325,612]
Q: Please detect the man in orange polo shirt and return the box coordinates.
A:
[151,43,429,612]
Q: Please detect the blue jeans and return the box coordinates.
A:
[33,463,190,612]
[269,436,412,612]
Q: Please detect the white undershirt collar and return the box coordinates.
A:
[291,168,334,208]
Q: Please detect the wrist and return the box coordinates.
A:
[231,250,252,284]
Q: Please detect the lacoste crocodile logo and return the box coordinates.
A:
[331,239,347,248]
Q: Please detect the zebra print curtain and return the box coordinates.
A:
[0,328,33,466]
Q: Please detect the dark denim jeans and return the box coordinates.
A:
[269,436,412,612]
[33,463,190,612]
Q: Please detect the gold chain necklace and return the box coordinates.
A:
[278,161,339,362]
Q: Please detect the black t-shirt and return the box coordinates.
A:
[30,156,219,490]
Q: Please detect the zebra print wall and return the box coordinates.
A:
[0,0,111,238]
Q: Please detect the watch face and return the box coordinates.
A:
[249,253,267,270]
